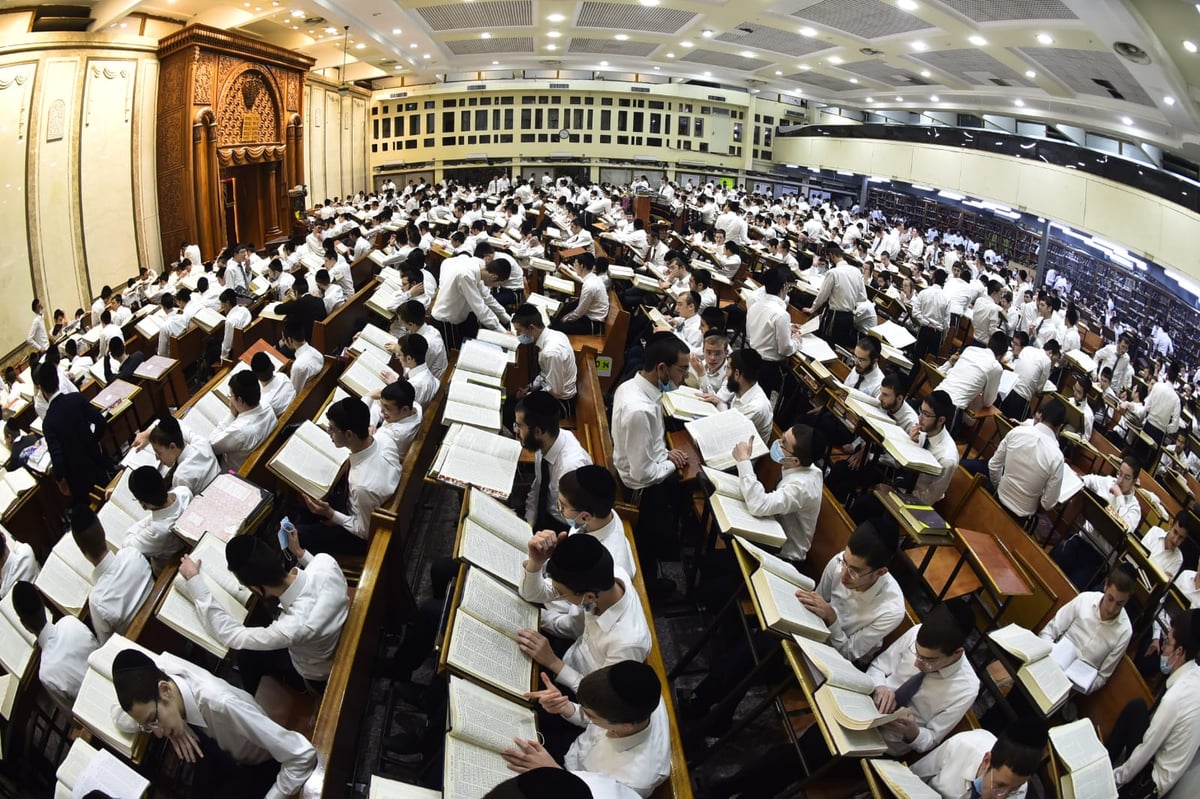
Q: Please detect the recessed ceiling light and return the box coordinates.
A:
[653,65,660,70]
[324,26,336,34]
[666,52,675,58]
[546,13,565,22]
[547,43,557,50]
[410,43,418,48]
[704,71,712,76]
[1036,33,1053,45]
[1121,116,1133,125]
[740,50,754,58]
[849,78,859,83]
[897,0,918,9]
[600,60,608,66]
[681,40,694,47]
[290,9,303,17]
[920,69,931,77]
[1185,40,1199,53]
[775,70,782,76]
[931,94,941,102]
[392,28,401,34]
[355,43,365,49]
[492,60,499,65]
[827,55,842,64]
[292,25,297,29]
[615,33,630,40]
[119,21,127,27]
[423,53,431,59]
[481,32,491,39]
[1164,95,1177,106]
[1014,98,1025,106]
[799,27,817,37]
[394,65,403,70]
[798,63,811,70]
[547,30,561,38]
[640,0,659,6]
[911,40,927,51]
[968,35,987,46]
[702,29,714,38]
[866,97,875,102]
[895,96,903,101]
[1025,69,1036,78]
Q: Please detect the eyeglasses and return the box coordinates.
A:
[136,699,161,733]
[918,409,937,419]
[840,556,873,582]
[986,769,1020,798]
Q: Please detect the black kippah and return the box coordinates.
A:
[1004,718,1048,749]
[112,649,155,674]
[224,535,258,572]
[516,768,592,798]
[606,661,661,719]
[574,465,613,499]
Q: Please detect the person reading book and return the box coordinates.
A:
[397,334,438,408]
[148,414,220,497]
[512,304,579,415]
[251,351,296,418]
[282,319,323,394]
[809,336,885,449]
[696,348,773,443]
[71,506,152,644]
[12,580,98,711]
[517,534,651,696]
[122,465,192,564]
[1052,455,1143,590]
[553,253,609,335]
[296,396,401,557]
[867,600,979,757]
[179,532,348,696]
[732,422,823,563]
[1108,609,1200,798]
[485,768,640,799]
[686,330,731,399]
[911,717,1049,799]
[110,648,317,798]
[505,661,670,798]
[0,530,38,598]
[824,372,920,503]
[375,378,422,461]
[1037,564,1134,694]
[395,300,448,379]
[517,391,592,533]
[1140,509,1197,581]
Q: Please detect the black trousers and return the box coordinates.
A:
[430,315,480,352]
[191,725,282,799]
[1107,699,1159,798]
[911,325,942,375]
[824,309,856,351]
[552,316,605,335]
[628,472,687,577]
[999,390,1030,422]
[236,647,326,697]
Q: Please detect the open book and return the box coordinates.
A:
[173,473,270,546]
[988,624,1072,714]
[0,468,35,518]
[351,324,399,357]
[443,380,503,433]
[869,320,917,350]
[55,737,150,799]
[747,557,829,642]
[543,275,577,297]
[456,488,533,587]
[800,335,838,364]
[157,533,252,658]
[445,567,537,700]
[0,591,36,679]
[702,466,786,547]
[794,637,907,752]
[369,777,442,799]
[191,306,224,334]
[475,328,520,352]
[339,348,393,399]
[366,283,402,320]
[458,339,512,383]
[685,409,768,471]
[874,424,943,475]
[183,390,229,441]
[73,634,156,757]
[132,355,176,382]
[1050,719,1117,799]
[867,759,939,799]
[36,533,96,617]
[431,424,522,500]
[662,386,719,421]
[444,675,538,799]
[1058,463,1085,505]
[267,420,350,499]
[97,470,144,551]
[134,310,166,340]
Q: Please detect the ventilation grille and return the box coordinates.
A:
[680,48,772,71]
[577,1,695,33]
[934,0,1076,22]
[716,22,832,57]
[568,38,657,57]
[1018,47,1153,106]
[913,50,1037,88]
[445,37,534,55]
[792,0,931,40]
[788,72,859,92]
[842,59,934,87]
[416,1,532,31]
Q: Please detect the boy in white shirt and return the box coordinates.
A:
[72,506,153,644]
[911,718,1048,799]
[732,423,823,562]
[123,465,192,565]
[1141,510,1196,581]
[0,530,38,598]
[13,581,98,710]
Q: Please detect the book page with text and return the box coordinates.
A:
[459,568,539,637]
[448,676,537,753]
[446,612,532,699]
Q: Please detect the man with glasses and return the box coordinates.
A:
[1051,455,1143,590]
[1108,609,1200,798]
[911,717,1048,799]
[111,647,317,797]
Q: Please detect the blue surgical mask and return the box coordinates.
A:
[969,776,983,798]
[1161,654,1174,675]
[517,334,535,345]
[770,439,788,464]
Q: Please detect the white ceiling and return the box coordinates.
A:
[82,0,1200,160]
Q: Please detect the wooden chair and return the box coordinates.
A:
[568,291,630,392]
[311,279,378,354]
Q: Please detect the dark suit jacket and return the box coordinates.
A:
[118,351,147,381]
[276,294,326,340]
[43,392,108,500]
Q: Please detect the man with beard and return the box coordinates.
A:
[516,391,592,533]
[695,348,773,443]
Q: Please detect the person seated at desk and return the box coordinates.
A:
[513,304,579,418]
[811,336,886,451]
[251,352,296,418]
[652,290,703,356]
[296,396,401,557]
[1107,609,1200,799]
[686,330,731,398]
[396,301,448,380]
[71,506,153,645]
[505,661,670,798]
[265,258,294,301]
[554,253,609,336]
[1141,509,1196,581]
[111,648,317,799]
[314,268,345,316]
[694,348,773,444]
[396,334,437,408]
[867,600,980,757]
[375,378,422,461]
[999,335,1059,422]
[275,276,325,345]
[1066,374,1096,442]
[516,391,591,534]
[826,372,921,502]
[689,267,716,312]
[1051,455,1143,590]
[735,422,823,563]
[156,292,189,358]
[938,330,1008,433]
[148,414,220,496]
[219,289,251,362]
[122,465,192,564]
[911,717,1048,799]
[102,336,144,384]
[558,216,595,256]
[0,530,37,598]
[282,319,323,395]
[180,532,348,697]
[63,338,93,384]
[210,370,278,472]
[1036,564,1134,695]
[517,533,651,695]
[981,397,1067,523]
[12,581,97,711]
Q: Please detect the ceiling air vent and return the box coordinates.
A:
[988,78,1012,87]
[859,47,883,56]
[1113,41,1151,65]
[1092,78,1125,100]
[37,6,92,33]
[549,82,570,89]
[304,16,327,26]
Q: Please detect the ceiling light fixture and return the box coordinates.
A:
[681,40,694,47]
[653,66,660,70]
[600,60,609,66]
[481,32,491,38]
[290,9,304,17]
[546,43,557,50]
[640,0,660,5]
[775,70,782,76]
[895,96,903,101]
[666,51,675,58]
[898,0,918,9]
[546,30,561,38]
[799,27,816,37]
[865,96,874,102]
[930,94,939,101]
[704,71,712,76]
[827,55,842,64]
[492,60,499,65]
[1025,69,1036,78]
[1185,40,1199,53]
[740,50,754,58]
[1014,98,1025,106]
[392,27,401,34]
[1036,33,1053,45]
[849,78,859,83]
[798,63,811,70]
[968,35,987,46]
[1121,116,1133,125]
[615,34,629,40]
[355,42,365,49]
[920,69,931,77]
[423,53,431,59]
[911,40,927,51]
[547,13,565,22]
[702,29,714,38]
[1164,95,1177,106]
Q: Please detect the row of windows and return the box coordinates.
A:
[367,135,760,156]
[372,110,774,143]
[373,95,750,116]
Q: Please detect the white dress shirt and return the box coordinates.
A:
[321,283,346,315]
[911,729,1023,799]
[811,263,868,313]
[330,439,401,541]
[330,260,354,297]
[1069,396,1094,441]
[728,383,774,446]
[911,286,950,332]
[913,427,959,506]
[1038,591,1132,693]
[563,273,609,323]
[1142,526,1184,580]
[290,343,323,393]
[968,296,1001,343]
[940,347,1002,410]
[577,773,641,799]
[406,363,438,407]
[207,403,277,472]
[27,313,48,353]
[988,422,1065,517]
[431,255,510,331]
[845,364,884,400]
[1139,381,1181,433]
[564,700,671,798]
[37,616,98,709]
[530,328,578,400]
[89,548,154,644]
[866,625,980,755]
[746,294,800,362]
[519,566,650,692]
[816,552,905,662]
[736,461,822,561]
[0,538,39,598]
[1113,659,1200,794]
[525,430,592,527]
[261,372,296,417]
[186,552,349,681]
[221,304,252,360]
[1010,347,1051,401]
[1031,315,1065,348]
[417,323,448,379]
[1094,345,1132,391]
[122,487,193,560]
[689,360,730,398]
[157,310,189,357]
[612,376,673,490]
[122,652,317,799]
[165,439,220,496]
[1079,474,1141,557]
[376,404,422,461]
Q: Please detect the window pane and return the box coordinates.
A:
[633,112,644,133]
[382,118,392,138]
[411,114,421,136]
[475,110,487,130]
[548,108,559,129]
[601,110,611,128]
[443,112,455,133]
[694,118,703,137]
[521,109,532,128]
[649,113,660,134]
[461,110,470,131]
[678,116,690,136]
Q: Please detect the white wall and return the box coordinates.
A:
[305,77,370,203]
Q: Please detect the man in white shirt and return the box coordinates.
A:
[697,348,773,443]
[1052,454,1143,590]
[559,216,595,255]
[13,581,98,710]
[148,414,220,496]
[1142,511,1195,582]
[224,244,251,292]
[250,352,296,418]
[1126,366,1182,460]
[397,334,438,407]
[825,373,920,503]
[513,304,578,412]
[1000,334,1057,421]
[206,371,278,472]
[910,268,950,374]
[157,293,189,357]
[315,269,345,315]
[122,466,192,564]
[968,280,1005,346]
[516,391,592,532]
[396,301,448,380]
[72,505,153,644]
[939,332,1008,431]
[219,289,251,361]
[746,267,802,400]
[555,253,610,335]
[734,423,822,562]
[888,389,962,510]
[112,647,317,798]
[653,291,703,356]
[985,398,1067,521]
[1107,609,1200,798]
[0,532,38,599]
[283,320,323,394]
[1029,294,1065,349]
[431,245,513,349]
[1094,335,1134,393]
[297,397,401,557]
[181,532,348,695]
[911,719,1048,799]
[1038,565,1134,694]
[803,245,869,349]
[375,378,422,461]
[26,298,48,354]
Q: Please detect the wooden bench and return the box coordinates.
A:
[311,279,378,355]
[568,290,629,392]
